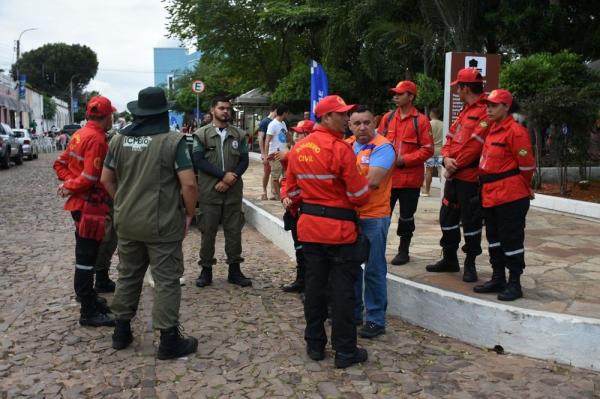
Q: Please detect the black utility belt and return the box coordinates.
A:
[299,204,357,222]
[479,168,520,184]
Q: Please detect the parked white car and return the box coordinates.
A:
[0,123,23,168]
[12,129,39,160]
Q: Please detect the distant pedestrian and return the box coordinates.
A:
[101,87,199,358]
[423,107,443,196]
[192,97,252,288]
[258,104,277,200]
[53,95,116,328]
[474,89,535,301]
[265,104,290,201]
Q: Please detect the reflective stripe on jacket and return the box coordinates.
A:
[285,125,369,244]
[346,134,394,219]
[441,94,490,183]
[53,121,108,211]
[480,115,535,208]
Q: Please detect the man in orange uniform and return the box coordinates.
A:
[427,68,490,282]
[285,95,370,369]
[378,81,433,265]
[347,106,395,339]
[474,89,535,301]
[54,96,116,327]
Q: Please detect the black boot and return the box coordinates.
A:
[334,347,368,369]
[282,266,304,293]
[462,254,478,282]
[79,297,115,327]
[157,326,198,360]
[426,248,460,272]
[112,319,133,350]
[228,263,252,287]
[497,272,523,301]
[473,267,506,293]
[195,267,212,288]
[391,237,411,265]
[95,270,116,293]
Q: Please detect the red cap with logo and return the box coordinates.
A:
[86,96,117,118]
[389,80,417,96]
[291,119,315,133]
[314,95,357,118]
[450,68,484,86]
[485,89,513,108]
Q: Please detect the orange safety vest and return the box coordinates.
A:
[346,134,394,219]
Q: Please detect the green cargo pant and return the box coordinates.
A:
[197,201,245,268]
[95,210,118,273]
[110,239,184,330]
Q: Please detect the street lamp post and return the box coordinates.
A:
[15,28,37,129]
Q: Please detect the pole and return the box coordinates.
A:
[16,40,20,128]
[69,80,73,124]
[196,93,199,125]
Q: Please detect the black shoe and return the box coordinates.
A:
[334,348,368,369]
[355,319,363,327]
[282,279,304,293]
[95,277,116,293]
[474,278,506,293]
[79,311,115,327]
[497,274,523,301]
[227,263,252,287]
[390,251,410,265]
[157,326,198,360]
[112,320,133,350]
[76,295,107,304]
[306,346,325,361]
[462,255,478,282]
[359,321,385,339]
[426,249,460,272]
[195,267,212,288]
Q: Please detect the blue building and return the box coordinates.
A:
[153,38,201,128]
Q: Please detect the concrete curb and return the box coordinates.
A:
[242,197,600,370]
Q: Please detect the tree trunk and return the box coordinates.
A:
[533,126,543,189]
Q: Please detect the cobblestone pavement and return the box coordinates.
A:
[243,159,600,319]
[1,154,599,398]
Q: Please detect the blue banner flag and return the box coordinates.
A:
[310,60,328,121]
[18,75,26,100]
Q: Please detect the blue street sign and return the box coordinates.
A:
[72,98,78,112]
[18,75,26,100]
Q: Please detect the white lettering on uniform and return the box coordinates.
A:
[123,136,153,151]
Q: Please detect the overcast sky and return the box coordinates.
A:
[0,0,187,111]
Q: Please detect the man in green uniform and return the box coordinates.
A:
[101,87,199,359]
[193,97,251,288]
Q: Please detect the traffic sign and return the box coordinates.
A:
[192,80,205,93]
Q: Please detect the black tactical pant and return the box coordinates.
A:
[438,179,482,256]
[483,197,530,275]
[389,187,420,239]
[303,243,361,354]
[284,211,305,271]
[71,211,102,316]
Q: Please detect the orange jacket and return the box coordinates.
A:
[378,106,433,188]
[479,116,535,208]
[346,134,394,219]
[284,124,370,244]
[53,121,108,211]
[441,94,490,183]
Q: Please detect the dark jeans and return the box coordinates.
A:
[483,197,530,275]
[439,179,482,256]
[303,242,361,353]
[389,187,420,238]
[71,211,102,316]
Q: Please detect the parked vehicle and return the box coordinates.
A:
[12,129,39,160]
[0,123,23,168]
[62,124,81,136]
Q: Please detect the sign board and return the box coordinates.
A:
[72,98,78,112]
[192,80,205,94]
[18,75,26,100]
[443,52,501,130]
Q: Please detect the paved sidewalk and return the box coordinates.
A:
[0,154,599,398]
[244,159,600,319]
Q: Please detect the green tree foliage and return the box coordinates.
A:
[11,43,98,101]
[42,95,56,120]
[413,73,443,113]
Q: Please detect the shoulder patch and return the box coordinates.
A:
[479,121,488,129]
[518,148,528,157]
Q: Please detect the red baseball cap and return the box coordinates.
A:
[450,68,484,86]
[86,96,116,118]
[314,95,357,118]
[290,119,315,133]
[389,80,417,96]
[485,89,513,108]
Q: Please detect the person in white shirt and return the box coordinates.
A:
[264,104,289,200]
